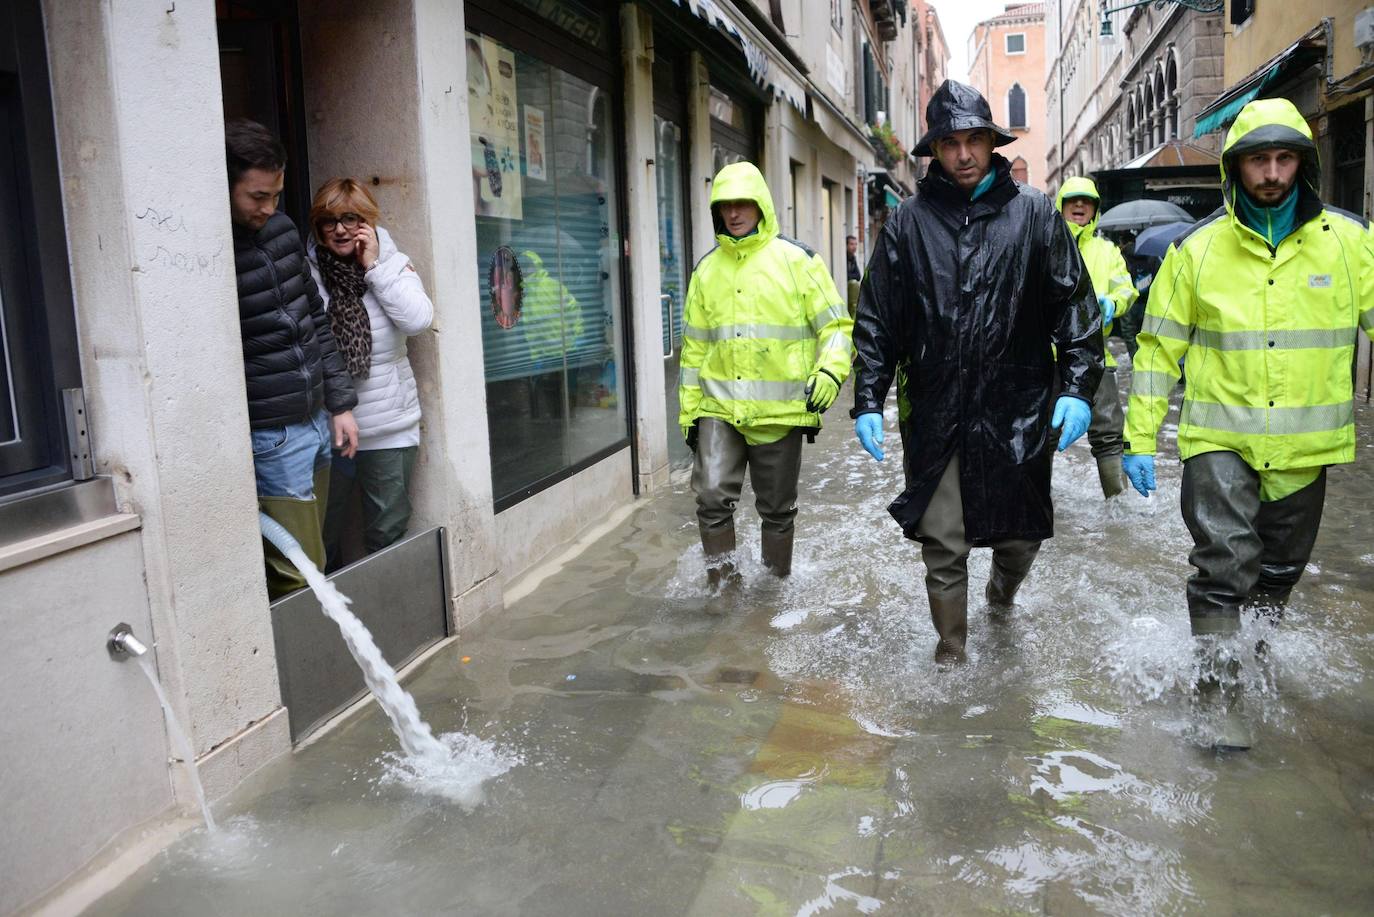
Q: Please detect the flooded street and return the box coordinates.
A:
[91,382,1374,916]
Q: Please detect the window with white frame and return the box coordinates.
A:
[831,0,843,32]
[1005,32,1026,54]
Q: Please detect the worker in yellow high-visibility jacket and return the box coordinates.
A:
[1123,98,1374,748]
[678,161,853,602]
[1056,176,1138,497]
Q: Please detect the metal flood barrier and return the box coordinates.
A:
[270,526,450,743]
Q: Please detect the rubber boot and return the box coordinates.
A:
[1096,453,1125,499]
[259,494,327,600]
[761,529,794,578]
[930,590,969,665]
[985,545,1038,617]
[1194,630,1253,751]
[701,524,741,614]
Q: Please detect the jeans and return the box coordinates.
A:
[251,409,332,499]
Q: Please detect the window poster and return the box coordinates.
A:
[467,32,523,220]
[523,106,546,181]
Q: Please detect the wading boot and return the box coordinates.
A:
[1194,629,1253,751]
[258,495,327,600]
[985,569,1025,617]
[1096,454,1125,499]
[761,529,794,578]
[701,524,741,614]
[930,590,969,665]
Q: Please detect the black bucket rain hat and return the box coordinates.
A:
[913,79,1017,157]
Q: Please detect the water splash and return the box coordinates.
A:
[272,535,518,804]
[135,655,216,831]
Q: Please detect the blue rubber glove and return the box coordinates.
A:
[1098,295,1116,327]
[1122,454,1156,496]
[1051,395,1091,452]
[855,412,885,461]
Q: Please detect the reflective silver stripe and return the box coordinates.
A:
[686,322,814,342]
[1130,370,1176,398]
[680,366,700,386]
[1362,305,1374,331]
[1141,314,1191,341]
[1191,327,1356,351]
[700,377,806,403]
[810,302,848,332]
[817,331,850,360]
[1181,399,1354,435]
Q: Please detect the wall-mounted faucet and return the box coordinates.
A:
[107,623,149,660]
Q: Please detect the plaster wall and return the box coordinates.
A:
[0,535,172,915]
[298,0,503,629]
[494,449,635,585]
[40,0,285,765]
[1226,1,1369,85]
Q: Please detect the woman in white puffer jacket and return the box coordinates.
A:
[307,178,434,563]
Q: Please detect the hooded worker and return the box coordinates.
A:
[1122,97,1374,749]
[851,79,1103,664]
[1055,176,1139,497]
[678,161,853,607]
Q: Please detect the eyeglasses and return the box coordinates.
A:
[318,212,363,232]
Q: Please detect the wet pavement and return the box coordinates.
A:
[91,370,1374,916]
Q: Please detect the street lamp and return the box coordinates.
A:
[1099,0,1224,41]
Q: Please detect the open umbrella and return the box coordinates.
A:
[1133,220,1194,259]
[1097,199,1194,232]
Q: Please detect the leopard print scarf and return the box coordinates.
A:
[315,247,372,379]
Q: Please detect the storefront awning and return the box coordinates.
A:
[1192,27,1326,137]
[665,0,806,115]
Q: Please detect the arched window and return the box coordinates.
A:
[1153,65,1167,145]
[1127,96,1138,157]
[1007,83,1027,129]
[1011,156,1028,184]
[1166,54,1179,139]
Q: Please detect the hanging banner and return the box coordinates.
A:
[523,106,546,181]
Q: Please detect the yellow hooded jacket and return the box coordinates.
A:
[1125,98,1374,497]
[678,162,854,444]
[1055,176,1138,368]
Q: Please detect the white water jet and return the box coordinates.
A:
[135,656,217,831]
[261,515,516,805]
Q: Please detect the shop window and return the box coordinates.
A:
[468,31,628,509]
[0,0,85,501]
[1007,83,1027,129]
[1005,33,1026,55]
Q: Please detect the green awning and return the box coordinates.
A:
[884,188,902,208]
[1192,65,1279,138]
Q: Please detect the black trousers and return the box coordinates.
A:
[1180,451,1326,634]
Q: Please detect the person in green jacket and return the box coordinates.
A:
[679,161,854,602]
[1056,176,1139,497]
[1122,97,1374,749]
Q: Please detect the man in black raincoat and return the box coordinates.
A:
[851,80,1103,664]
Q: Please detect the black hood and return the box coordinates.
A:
[914,79,1017,157]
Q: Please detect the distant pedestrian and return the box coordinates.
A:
[678,162,853,610]
[851,80,1103,664]
[1056,176,1138,497]
[1122,98,1374,749]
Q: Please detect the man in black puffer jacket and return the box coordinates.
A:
[227,119,358,598]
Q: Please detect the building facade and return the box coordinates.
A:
[0,1,930,912]
[1045,1,1224,202]
[969,3,1048,189]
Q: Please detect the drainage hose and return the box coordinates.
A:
[258,511,304,558]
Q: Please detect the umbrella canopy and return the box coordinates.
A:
[1096,199,1194,232]
[1133,220,1194,259]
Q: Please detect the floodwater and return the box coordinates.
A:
[91,375,1374,916]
